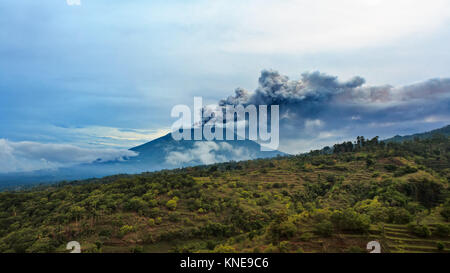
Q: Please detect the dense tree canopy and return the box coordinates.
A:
[0,136,449,253]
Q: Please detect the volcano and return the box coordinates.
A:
[0,130,285,188]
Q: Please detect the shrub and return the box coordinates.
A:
[148,208,161,218]
[400,178,444,208]
[387,207,412,224]
[330,209,370,233]
[94,240,102,250]
[198,222,233,237]
[355,198,389,223]
[278,241,290,253]
[183,217,194,226]
[252,247,262,253]
[434,224,450,237]
[299,232,314,241]
[131,245,144,253]
[119,225,135,237]
[27,237,56,253]
[441,206,450,221]
[272,183,283,188]
[366,158,374,167]
[346,246,366,253]
[206,240,217,250]
[394,166,417,177]
[437,242,445,251]
[124,197,147,211]
[147,200,158,208]
[313,220,333,237]
[407,223,431,238]
[168,212,181,222]
[267,220,297,242]
[166,199,178,211]
[326,175,336,183]
[99,229,112,237]
[263,244,278,253]
[384,164,397,172]
[213,244,236,253]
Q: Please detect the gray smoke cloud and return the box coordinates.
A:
[220,70,450,106]
[215,70,450,153]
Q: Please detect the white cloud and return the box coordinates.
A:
[165,141,251,165]
[71,126,170,142]
[305,119,324,130]
[49,125,171,148]
[422,115,450,123]
[0,139,137,173]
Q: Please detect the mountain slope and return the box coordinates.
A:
[384,125,450,143]
[129,129,285,167]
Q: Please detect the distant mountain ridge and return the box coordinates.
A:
[0,129,285,188]
[384,125,450,143]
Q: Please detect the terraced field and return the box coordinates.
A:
[382,224,450,253]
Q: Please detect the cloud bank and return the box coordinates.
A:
[0,139,138,173]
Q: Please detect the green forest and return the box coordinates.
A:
[0,135,449,253]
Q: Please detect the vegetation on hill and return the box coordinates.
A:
[384,125,450,143]
[0,134,449,253]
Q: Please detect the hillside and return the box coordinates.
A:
[0,136,449,253]
[384,125,450,143]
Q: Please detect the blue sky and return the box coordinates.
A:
[1,0,450,172]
